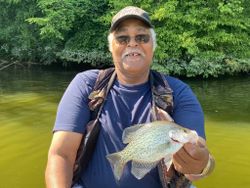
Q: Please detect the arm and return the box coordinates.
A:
[168,77,215,180]
[45,131,83,188]
[45,71,98,187]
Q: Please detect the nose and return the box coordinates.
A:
[127,37,138,47]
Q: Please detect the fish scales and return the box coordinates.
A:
[123,125,171,162]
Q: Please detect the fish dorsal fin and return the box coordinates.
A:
[122,124,145,144]
[122,122,153,144]
[131,160,159,179]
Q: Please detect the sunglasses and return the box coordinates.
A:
[115,34,150,45]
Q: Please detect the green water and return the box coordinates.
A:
[0,68,249,188]
[189,76,250,188]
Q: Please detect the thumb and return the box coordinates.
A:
[184,142,208,159]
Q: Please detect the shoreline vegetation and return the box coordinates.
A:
[0,1,250,78]
[1,57,249,79]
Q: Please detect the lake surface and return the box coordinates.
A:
[0,67,249,188]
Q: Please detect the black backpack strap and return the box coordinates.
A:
[150,70,173,121]
[72,67,116,185]
[88,67,115,116]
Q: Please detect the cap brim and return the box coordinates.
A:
[110,15,153,32]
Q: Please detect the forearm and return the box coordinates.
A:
[45,131,82,188]
[45,154,74,188]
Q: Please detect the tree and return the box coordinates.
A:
[104,0,250,77]
[0,0,249,77]
[0,0,41,62]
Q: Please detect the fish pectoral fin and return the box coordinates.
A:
[131,160,159,180]
[163,155,173,171]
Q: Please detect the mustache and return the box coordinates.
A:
[121,48,145,60]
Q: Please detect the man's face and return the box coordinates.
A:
[111,18,154,78]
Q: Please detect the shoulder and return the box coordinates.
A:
[61,69,100,102]
[164,75,199,105]
[68,69,99,93]
[74,69,99,87]
[164,75,191,95]
[164,75,199,108]
[53,69,100,133]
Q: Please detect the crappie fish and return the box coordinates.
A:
[106,121,198,180]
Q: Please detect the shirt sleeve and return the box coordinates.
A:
[53,70,98,133]
[167,77,205,139]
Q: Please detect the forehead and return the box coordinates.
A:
[114,18,150,34]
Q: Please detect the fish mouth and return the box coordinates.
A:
[169,130,181,143]
[170,137,180,143]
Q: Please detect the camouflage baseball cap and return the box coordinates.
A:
[110,6,153,32]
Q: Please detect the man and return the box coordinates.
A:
[45,6,214,188]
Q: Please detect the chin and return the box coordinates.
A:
[123,64,145,71]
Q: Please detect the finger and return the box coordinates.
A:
[184,143,210,173]
[172,148,192,174]
[174,143,210,174]
[183,143,199,158]
[174,145,193,163]
[173,153,193,174]
[183,142,208,160]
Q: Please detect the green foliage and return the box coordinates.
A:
[0,0,249,77]
[26,0,111,63]
[64,0,110,52]
[0,0,42,61]
[27,0,77,40]
[152,56,250,78]
[151,0,250,60]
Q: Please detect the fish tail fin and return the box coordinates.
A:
[106,152,125,180]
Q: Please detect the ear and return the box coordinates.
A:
[108,33,114,52]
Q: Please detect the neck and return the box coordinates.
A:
[115,68,150,85]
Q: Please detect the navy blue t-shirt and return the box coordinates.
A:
[53,69,205,188]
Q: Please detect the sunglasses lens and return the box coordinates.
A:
[115,34,150,45]
[135,34,150,43]
[116,36,129,45]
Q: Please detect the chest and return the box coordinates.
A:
[102,85,152,124]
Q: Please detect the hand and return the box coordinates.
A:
[172,138,209,176]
